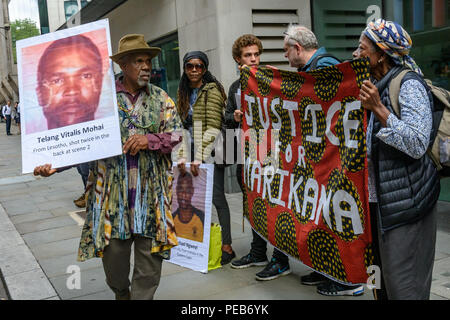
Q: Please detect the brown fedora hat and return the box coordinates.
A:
[110,34,161,63]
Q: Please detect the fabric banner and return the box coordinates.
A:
[240,59,373,284]
[169,163,214,273]
[17,19,122,174]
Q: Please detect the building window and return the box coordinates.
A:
[64,0,88,21]
[312,0,382,61]
[38,0,50,34]
[252,9,299,70]
[149,33,180,102]
[386,0,449,89]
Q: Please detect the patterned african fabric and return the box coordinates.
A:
[241,60,373,284]
[363,19,423,76]
[77,80,183,261]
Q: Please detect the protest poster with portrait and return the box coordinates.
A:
[168,163,214,273]
[17,19,122,174]
[240,59,373,285]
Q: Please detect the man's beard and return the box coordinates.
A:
[137,71,151,87]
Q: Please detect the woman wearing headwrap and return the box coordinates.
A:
[176,51,236,265]
[353,19,440,300]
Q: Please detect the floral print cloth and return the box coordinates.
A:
[367,79,432,202]
[377,79,432,158]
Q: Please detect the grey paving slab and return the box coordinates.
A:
[50,266,109,300]
[229,221,253,242]
[431,256,450,299]
[0,204,59,301]
[22,224,82,247]
[0,175,36,186]
[9,211,54,225]
[15,216,77,234]
[30,237,81,260]
[3,195,50,206]
[36,200,79,212]
[0,244,41,277]
[50,206,79,217]
[435,250,450,261]
[430,293,447,300]
[5,203,44,216]
[71,289,115,300]
[1,199,39,212]
[0,190,35,201]
[0,215,15,232]
[4,268,58,300]
[431,278,450,300]
[0,182,28,193]
[23,185,52,195]
[45,180,83,190]
[436,231,450,256]
[0,230,24,250]
[38,253,103,278]
[161,259,191,277]
[45,190,82,202]
[156,265,256,300]
[437,201,450,233]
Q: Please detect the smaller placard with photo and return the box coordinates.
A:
[168,163,214,273]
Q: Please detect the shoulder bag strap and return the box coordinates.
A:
[309,53,341,70]
[388,69,412,117]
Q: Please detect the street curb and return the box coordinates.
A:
[0,203,60,300]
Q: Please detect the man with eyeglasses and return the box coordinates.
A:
[283,24,340,72]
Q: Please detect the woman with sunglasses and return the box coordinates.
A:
[176,51,236,265]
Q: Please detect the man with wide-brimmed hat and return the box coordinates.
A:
[34,34,183,300]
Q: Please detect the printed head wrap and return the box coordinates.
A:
[363,19,423,75]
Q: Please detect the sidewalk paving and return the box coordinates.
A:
[0,121,449,300]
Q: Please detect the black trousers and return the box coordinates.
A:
[76,162,90,189]
[370,202,437,300]
[213,165,232,246]
[236,164,289,265]
[5,115,11,134]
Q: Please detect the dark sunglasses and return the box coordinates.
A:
[185,63,205,71]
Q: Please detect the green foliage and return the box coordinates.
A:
[11,18,40,63]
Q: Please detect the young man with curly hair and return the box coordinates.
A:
[225,34,292,279]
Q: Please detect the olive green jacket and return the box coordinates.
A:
[178,82,225,162]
